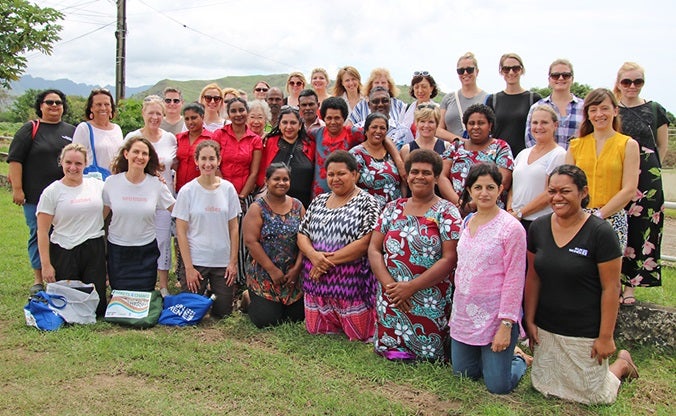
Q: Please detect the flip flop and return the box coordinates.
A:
[620,295,637,307]
[616,350,639,381]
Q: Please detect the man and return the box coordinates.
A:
[356,86,413,150]
[265,87,284,127]
[160,87,186,135]
[298,89,324,131]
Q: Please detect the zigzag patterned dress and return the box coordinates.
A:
[299,190,380,341]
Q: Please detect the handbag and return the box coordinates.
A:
[158,293,214,326]
[46,280,99,324]
[83,122,111,180]
[104,290,162,328]
[24,291,67,331]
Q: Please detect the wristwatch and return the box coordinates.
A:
[515,209,523,220]
[501,320,513,328]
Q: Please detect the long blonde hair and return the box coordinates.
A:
[613,62,644,101]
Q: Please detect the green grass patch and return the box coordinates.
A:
[0,187,673,415]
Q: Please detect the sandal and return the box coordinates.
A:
[616,350,639,381]
[620,295,637,307]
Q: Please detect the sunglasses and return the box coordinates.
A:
[501,65,522,74]
[43,100,63,106]
[416,104,437,110]
[619,78,645,87]
[202,95,223,103]
[164,98,181,104]
[413,71,430,76]
[457,67,476,75]
[254,87,269,92]
[369,98,390,105]
[288,81,304,87]
[549,72,572,80]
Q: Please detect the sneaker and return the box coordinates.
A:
[29,283,44,297]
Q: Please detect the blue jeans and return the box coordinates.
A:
[451,325,527,394]
[23,204,40,270]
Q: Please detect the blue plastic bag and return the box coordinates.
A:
[24,291,67,331]
[158,293,214,326]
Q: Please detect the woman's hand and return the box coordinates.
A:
[41,264,56,283]
[591,336,616,365]
[225,263,237,286]
[185,267,203,293]
[308,251,335,274]
[12,189,25,206]
[524,321,540,350]
[283,265,301,288]
[491,323,512,353]
[269,267,285,286]
[384,281,415,313]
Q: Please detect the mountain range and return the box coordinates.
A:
[8,75,153,98]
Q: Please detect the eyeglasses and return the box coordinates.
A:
[456,67,476,75]
[254,87,269,92]
[43,100,63,106]
[369,98,390,105]
[413,71,430,76]
[501,65,522,74]
[549,72,573,80]
[202,95,223,103]
[288,81,304,87]
[620,78,645,87]
[164,98,181,104]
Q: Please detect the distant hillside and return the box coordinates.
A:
[9,75,151,98]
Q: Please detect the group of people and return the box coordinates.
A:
[7,53,668,404]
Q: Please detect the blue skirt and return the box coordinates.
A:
[107,240,159,291]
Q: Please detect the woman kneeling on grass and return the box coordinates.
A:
[172,140,241,318]
[525,165,638,404]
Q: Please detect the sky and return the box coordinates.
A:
[26,0,676,111]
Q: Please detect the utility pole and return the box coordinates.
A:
[115,0,126,103]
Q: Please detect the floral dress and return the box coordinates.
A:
[620,102,669,287]
[245,197,304,304]
[374,198,461,361]
[350,144,402,210]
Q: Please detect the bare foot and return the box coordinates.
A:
[616,349,639,381]
[514,346,533,366]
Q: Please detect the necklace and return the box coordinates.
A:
[328,187,358,208]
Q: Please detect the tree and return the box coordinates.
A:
[530,82,593,100]
[8,88,39,122]
[0,1,64,88]
[114,99,144,135]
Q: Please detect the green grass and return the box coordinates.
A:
[0,187,673,415]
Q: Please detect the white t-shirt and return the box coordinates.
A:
[172,178,241,267]
[512,145,567,220]
[36,178,105,249]
[103,173,176,246]
[72,122,124,173]
[124,129,177,196]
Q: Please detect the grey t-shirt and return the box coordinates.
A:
[160,118,186,135]
[440,89,487,136]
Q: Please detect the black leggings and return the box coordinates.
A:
[247,291,304,328]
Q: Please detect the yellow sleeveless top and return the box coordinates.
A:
[569,132,629,208]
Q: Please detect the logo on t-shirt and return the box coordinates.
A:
[569,247,589,256]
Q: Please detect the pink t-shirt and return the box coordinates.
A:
[450,209,526,345]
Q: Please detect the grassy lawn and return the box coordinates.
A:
[0,187,673,415]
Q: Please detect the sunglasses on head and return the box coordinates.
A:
[164,98,181,104]
[254,87,269,92]
[43,100,63,106]
[413,71,430,76]
[549,72,572,80]
[620,78,645,87]
[457,67,476,75]
[501,65,522,74]
[202,95,223,103]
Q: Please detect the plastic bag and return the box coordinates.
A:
[46,280,99,324]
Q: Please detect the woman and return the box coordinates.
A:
[566,88,640,253]
[400,106,451,162]
[614,62,669,303]
[508,105,566,232]
[199,83,225,132]
[173,140,241,318]
[244,163,305,327]
[258,106,314,208]
[437,52,487,141]
[124,95,177,296]
[348,68,405,125]
[486,53,541,157]
[401,71,440,136]
[310,68,330,105]
[441,104,514,209]
[369,149,461,361]
[72,88,123,175]
[252,81,270,101]
[103,137,175,291]
[451,163,528,394]
[297,150,380,341]
[284,72,307,107]
[247,99,272,138]
[174,103,213,194]
[350,113,404,209]
[7,89,75,292]
[332,66,363,113]
[36,144,107,316]
[525,165,639,404]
